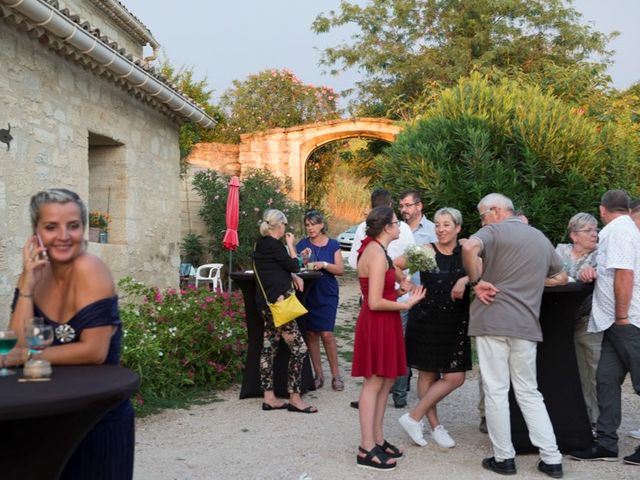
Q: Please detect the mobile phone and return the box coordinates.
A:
[35,233,48,261]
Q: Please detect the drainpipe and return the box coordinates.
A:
[1,0,216,129]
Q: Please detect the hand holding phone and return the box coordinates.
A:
[35,233,48,261]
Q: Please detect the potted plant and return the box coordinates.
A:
[89,211,111,243]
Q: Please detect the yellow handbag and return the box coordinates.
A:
[253,260,308,328]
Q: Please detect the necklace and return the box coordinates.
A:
[309,238,327,260]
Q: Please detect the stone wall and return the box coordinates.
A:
[0,24,181,326]
[180,143,240,244]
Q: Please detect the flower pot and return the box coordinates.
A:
[99,231,109,244]
[89,227,100,242]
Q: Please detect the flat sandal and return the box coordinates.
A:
[331,377,344,391]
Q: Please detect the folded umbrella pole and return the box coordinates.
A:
[222,176,240,292]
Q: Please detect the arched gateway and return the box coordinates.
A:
[186,118,402,202]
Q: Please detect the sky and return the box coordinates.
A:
[122,0,639,107]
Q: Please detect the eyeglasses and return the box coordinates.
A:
[399,201,420,209]
[574,228,599,234]
[388,220,401,226]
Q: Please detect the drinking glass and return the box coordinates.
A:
[300,250,316,270]
[0,329,18,376]
[25,323,54,360]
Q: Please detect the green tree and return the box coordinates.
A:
[191,168,305,269]
[377,75,639,243]
[313,0,615,118]
[213,68,340,143]
[159,61,225,172]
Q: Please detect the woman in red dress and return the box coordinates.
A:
[352,206,425,471]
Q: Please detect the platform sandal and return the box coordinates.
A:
[376,439,404,460]
[356,445,397,471]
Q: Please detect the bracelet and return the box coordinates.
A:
[323,261,328,269]
[615,316,628,320]
[469,278,481,287]
[18,291,33,298]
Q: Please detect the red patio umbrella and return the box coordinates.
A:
[222,176,240,291]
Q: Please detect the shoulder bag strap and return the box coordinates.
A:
[253,242,295,304]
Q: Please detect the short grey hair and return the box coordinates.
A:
[259,209,288,236]
[478,193,514,213]
[434,207,463,227]
[30,188,87,230]
[567,212,597,234]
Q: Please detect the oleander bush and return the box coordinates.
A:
[192,168,305,270]
[377,74,640,243]
[118,277,247,413]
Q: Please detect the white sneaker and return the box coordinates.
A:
[628,428,640,440]
[420,419,428,434]
[430,424,455,448]
[399,413,428,447]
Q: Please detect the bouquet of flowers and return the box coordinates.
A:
[404,244,438,274]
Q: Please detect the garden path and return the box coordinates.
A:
[134,268,640,479]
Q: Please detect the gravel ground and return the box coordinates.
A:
[135,268,640,480]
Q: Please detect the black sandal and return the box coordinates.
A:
[356,445,396,471]
[376,440,404,460]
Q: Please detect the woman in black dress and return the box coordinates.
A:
[10,188,134,480]
[395,207,471,449]
[253,208,317,413]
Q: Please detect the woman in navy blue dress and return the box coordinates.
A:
[10,188,134,480]
[296,210,345,390]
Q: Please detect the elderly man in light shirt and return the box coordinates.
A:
[569,190,640,467]
[462,193,567,479]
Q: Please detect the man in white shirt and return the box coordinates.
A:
[569,190,640,466]
[390,190,436,407]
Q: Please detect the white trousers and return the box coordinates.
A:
[477,335,561,464]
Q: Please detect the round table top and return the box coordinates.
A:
[230,270,322,281]
[0,365,139,421]
[544,281,594,294]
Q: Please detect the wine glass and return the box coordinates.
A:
[24,323,54,378]
[25,324,54,359]
[25,323,53,359]
[0,329,18,376]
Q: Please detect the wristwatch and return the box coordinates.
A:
[469,278,482,287]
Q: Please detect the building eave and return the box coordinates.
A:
[0,0,216,129]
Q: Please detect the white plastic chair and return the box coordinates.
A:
[195,263,224,292]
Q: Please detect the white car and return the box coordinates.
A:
[336,225,358,250]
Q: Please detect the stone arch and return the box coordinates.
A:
[183,118,402,239]
[238,118,402,202]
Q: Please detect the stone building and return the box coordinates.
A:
[0,0,216,324]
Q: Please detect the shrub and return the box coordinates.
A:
[378,74,640,243]
[180,232,204,266]
[192,168,305,269]
[118,277,247,413]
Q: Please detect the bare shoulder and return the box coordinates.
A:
[422,243,436,254]
[73,253,115,299]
